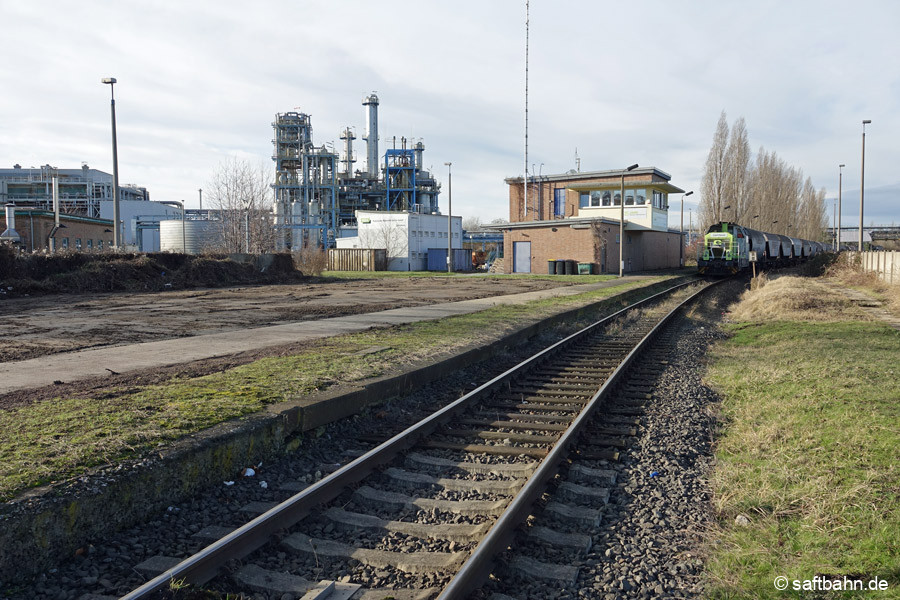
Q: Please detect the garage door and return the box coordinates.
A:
[513,241,531,273]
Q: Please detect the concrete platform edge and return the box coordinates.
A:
[0,276,686,583]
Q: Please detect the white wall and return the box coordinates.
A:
[355,210,462,271]
[100,200,182,251]
[850,251,900,284]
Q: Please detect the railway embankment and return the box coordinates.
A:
[0,275,684,584]
[704,273,900,598]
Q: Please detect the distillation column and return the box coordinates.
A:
[339,127,356,177]
[362,93,379,179]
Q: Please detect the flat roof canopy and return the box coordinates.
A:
[566,181,685,194]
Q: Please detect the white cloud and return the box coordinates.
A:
[1,0,898,225]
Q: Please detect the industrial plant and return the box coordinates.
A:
[272,93,443,250]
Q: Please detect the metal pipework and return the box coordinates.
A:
[1,204,21,245]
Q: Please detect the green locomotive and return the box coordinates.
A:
[697,221,828,275]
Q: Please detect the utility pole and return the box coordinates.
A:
[859,120,871,251]
[837,164,844,251]
[680,191,693,267]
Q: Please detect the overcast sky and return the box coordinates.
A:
[2,0,898,229]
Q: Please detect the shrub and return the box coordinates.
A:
[292,247,327,276]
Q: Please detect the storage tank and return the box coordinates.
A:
[159,220,217,254]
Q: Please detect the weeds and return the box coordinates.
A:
[706,270,900,598]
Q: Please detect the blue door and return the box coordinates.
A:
[513,241,531,273]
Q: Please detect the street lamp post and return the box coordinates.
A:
[444,162,452,273]
[680,191,693,267]
[837,163,844,251]
[101,77,120,249]
[619,163,639,277]
[859,120,871,251]
[833,200,837,250]
[199,188,203,212]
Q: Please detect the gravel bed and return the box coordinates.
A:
[481,279,740,600]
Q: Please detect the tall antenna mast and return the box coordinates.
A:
[523,0,529,220]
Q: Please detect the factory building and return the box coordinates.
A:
[1,204,114,253]
[336,210,462,271]
[0,164,149,218]
[272,93,442,250]
[498,167,684,274]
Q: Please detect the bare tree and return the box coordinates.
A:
[699,111,730,232]
[206,158,275,253]
[462,216,483,231]
[725,117,751,222]
[358,216,407,269]
[699,116,829,241]
[590,220,608,272]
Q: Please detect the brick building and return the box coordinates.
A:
[496,167,684,274]
[1,208,114,253]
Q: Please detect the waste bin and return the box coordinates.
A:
[555,259,566,274]
[577,262,592,275]
[565,259,576,275]
[548,260,556,275]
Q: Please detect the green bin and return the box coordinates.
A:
[577,262,592,275]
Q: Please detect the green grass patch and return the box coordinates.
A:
[0,276,669,501]
[706,320,900,598]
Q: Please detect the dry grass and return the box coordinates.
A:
[728,275,866,323]
[826,253,900,317]
[706,318,900,598]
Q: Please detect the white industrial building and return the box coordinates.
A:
[336,210,462,271]
[99,200,183,251]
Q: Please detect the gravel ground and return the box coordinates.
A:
[483,279,741,600]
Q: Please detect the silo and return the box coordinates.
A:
[159,220,216,254]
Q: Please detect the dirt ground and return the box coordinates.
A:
[0,276,581,363]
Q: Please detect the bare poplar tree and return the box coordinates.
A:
[206,158,275,253]
[699,111,730,231]
[700,117,829,241]
[725,117,751,222]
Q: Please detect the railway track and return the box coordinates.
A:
[117,278,719,600]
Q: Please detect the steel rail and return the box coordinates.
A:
[437,278,722,600]
[119,278,700,600]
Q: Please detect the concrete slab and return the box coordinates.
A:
[234,564,314,595]
[384,467,522,495]
[354,485,508,517]
[300,580,361,600]
[240,500,279,515]
[0,275,660,395]
[556,481,611,507]
[324,507,489,542]
[545,501,602,528]
[509,555,580,584]
[192,524,235,541]
[568,463,617,486]
[282,532,466,574]
[526,524,592,554]
[133,555,182,577]
[404,452,536,477]
[353,587,439,600]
